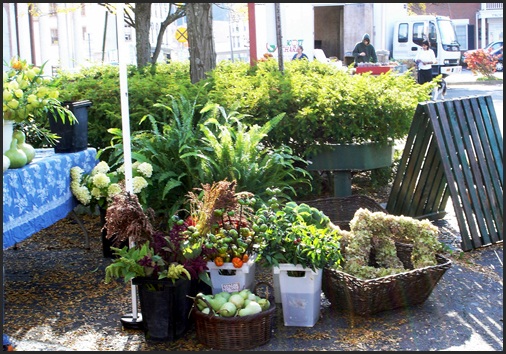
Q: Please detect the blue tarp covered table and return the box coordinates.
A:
[3,148,97,249]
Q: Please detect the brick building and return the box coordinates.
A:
[412,3,503,50]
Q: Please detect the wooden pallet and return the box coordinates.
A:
[387,95,503,251]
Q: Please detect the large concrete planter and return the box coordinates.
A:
[308,141,394,197]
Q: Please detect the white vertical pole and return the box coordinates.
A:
[115,3,139,325]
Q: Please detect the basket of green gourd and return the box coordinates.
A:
[190,282,276,350]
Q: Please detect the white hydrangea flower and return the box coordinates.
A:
[132,176,148,194]
[90,187,104,199]
[107,183,122,199]
[116,164,125,174]
[137,162,153,178]
[92,161,110,175]
[92,172,110,188]
[74,185,92,205]
[70,166,84,181]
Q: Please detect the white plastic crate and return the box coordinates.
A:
[273,264,323,327]
[206,256,256,294]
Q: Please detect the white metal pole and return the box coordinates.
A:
[115,3,141,328]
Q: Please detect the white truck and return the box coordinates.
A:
[254,4,462,80]
[390,15,462,78]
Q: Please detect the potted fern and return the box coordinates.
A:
[103,187,210,342]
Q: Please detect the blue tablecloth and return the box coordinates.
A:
[3,148,98,249]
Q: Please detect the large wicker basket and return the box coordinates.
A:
[191,282,276,350]
[322,242,452,316]
[302,195,386,230]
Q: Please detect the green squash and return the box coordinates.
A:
[12,130,35,163]
[5,138,27,169]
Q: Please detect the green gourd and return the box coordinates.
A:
[5,138,27,169]
[12,130,35,163]
[3,155,10,172]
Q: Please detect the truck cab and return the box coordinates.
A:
[392,15,462,78]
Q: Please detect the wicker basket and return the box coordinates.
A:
[322,242,452,316]
[302,195,387,230]
[191,282,276,350]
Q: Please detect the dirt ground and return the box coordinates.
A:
[3,175,503,351]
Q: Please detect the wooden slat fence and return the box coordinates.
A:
[386,95,503,251]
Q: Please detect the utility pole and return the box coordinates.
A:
[274,3,283,72]
[228,10,235,62]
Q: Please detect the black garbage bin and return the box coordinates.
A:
[49,100,92,153]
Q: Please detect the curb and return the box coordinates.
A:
[447,79,503,86]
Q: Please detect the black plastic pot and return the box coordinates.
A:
[48,100,92,153]
[132,277,194,342]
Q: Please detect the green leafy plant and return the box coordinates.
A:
[3,57,77,146]
[464,48,500,78]
[204,59,433,158]
[101,94,313,218]
[197,101,312,200]
[254,187,344,271]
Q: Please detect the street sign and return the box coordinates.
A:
[175,27,188,43]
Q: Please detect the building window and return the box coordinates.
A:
[81,3,86,16]
[51,29,58,45]
[82,27,87,41]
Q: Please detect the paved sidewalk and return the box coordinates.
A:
[445,68,503,85]
[3,213,503,351]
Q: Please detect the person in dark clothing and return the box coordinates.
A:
[292,45,308,60]
[352,33,377,66]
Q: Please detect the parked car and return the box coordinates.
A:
[461,41,503,67]
[490,46,503,72]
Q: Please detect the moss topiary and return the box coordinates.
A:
[337,208,442,280]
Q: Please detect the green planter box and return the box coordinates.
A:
[308,141,394,171]
[308,142,394,197]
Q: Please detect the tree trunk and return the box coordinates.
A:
[134,3,152,68]
[186,3,216,84]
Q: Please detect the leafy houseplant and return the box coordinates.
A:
[254,187,343,272]
[101,94,312,218]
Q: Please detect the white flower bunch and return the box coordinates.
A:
[70,160,152,210]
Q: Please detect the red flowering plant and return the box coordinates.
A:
[464,48,500,78]
[103,186,211,287]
